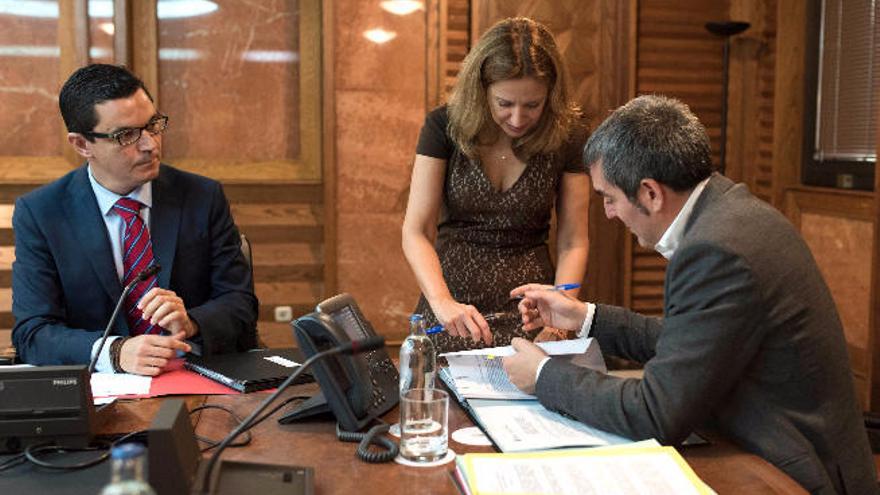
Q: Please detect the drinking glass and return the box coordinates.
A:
[399,388,448,462]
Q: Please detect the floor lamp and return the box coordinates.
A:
[705,21,750,174]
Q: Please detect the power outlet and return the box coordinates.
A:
[273,305,293,322]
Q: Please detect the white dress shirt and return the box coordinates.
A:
[87,166,152,373]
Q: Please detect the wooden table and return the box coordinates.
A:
[97,383,807,495]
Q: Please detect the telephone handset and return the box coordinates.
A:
[290,293,399,432]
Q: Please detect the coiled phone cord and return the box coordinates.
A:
[335,422,399,463]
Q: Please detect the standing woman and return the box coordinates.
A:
[402,17,590,352]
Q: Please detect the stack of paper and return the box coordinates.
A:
[453,441,715,495]
[440,338,605,400]
[460,397,630,452]
[439,338,628,452]
[90,372,153,397]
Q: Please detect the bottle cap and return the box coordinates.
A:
[111,443,146,460]
[409,313,424,322]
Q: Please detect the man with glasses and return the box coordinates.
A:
[11,64,258,375]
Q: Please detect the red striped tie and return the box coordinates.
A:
[113,198,161,335]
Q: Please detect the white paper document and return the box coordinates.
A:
[446,353,534,400]
[441,338,592,358]
[441,338,605,400]
[468,399,631,452]
[93,396,118,406]
[90,372,152,397]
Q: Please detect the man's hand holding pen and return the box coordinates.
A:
[500,283,586,394]
[510,283,586,333]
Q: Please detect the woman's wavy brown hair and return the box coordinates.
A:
[447,17,581,161]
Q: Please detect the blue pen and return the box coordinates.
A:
[426,324,444,335]
[552,283,581,291]
[511,283,582,300]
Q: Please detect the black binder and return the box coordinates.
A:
[184,348,314,393]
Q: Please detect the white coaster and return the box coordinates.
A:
[451,426,492,446]
[394,448,456,467]
[388,423,401,438]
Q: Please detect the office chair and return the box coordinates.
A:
[240,232,253,272]
[240,232,267,349]
[865,412,880,453]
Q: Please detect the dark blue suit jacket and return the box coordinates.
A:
[11,164,258,365]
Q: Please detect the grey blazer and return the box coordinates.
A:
[536,174,877,494]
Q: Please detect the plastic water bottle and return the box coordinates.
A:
[99,443,157,495]
[399,314,437,393]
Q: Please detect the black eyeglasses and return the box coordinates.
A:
[82,114,169,146]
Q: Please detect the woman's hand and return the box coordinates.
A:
[430,298,493,345]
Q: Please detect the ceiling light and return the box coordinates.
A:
[157,0,218,19]
[363,28,397,44]
[0,0,218,19]
[380,0,423,16]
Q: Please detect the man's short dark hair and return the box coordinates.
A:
[583,94,713,200]
[59,64,152,139]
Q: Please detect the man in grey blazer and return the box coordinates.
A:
[503,95,877,494]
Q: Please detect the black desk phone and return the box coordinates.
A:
[285,293,399,433]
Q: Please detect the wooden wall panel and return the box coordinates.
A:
[785,187,874,409]
[752,4,778,204]
[628,0,728,315]
[768,1,877,412]
[223,181,324,347]
[427,0,471,108]
[802,213,872,408]
[0,163,72,356]
[586,0,635,308]
[726,0,777,202]
[446,0,471,98]
[637,1,727,170]
[771,0,807,208]
[871,15,880,412]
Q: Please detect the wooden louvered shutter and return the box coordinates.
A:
[752,5,778,204]
[428,0,471,107]
[627,0,728,315]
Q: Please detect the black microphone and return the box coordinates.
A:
[87,264,162,374]
[199,336,385,494]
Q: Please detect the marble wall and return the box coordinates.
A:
[158,0,301,162]
[88,8,114,65]
[333,0,427,339]
[0,9,62,156]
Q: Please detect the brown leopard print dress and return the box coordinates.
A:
[413,106,585,352]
